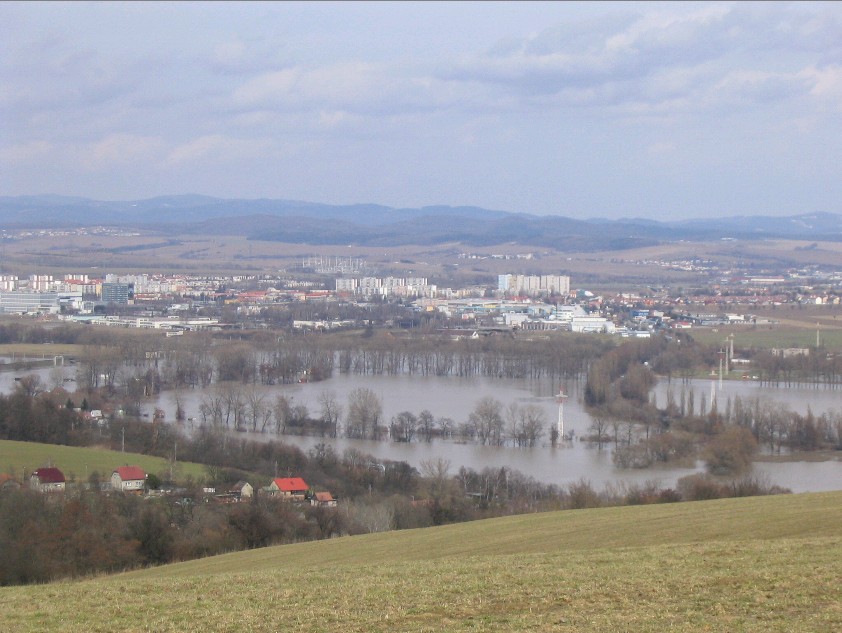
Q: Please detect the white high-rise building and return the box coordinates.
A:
[498,274,570,296]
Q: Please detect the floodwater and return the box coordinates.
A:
[154,373,842,493]
[3,361,840,493]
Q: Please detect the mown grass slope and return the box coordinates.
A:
[2,491,841,632]
[0,439,208,482]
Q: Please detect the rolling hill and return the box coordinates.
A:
[2,195,841,250]
[1,490,840,631]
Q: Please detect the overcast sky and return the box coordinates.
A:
[2,1,841,220]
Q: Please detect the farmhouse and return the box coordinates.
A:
[266,477,309,500]
[30,467,66,493]
[111,466,147,493]
[229,480,254,500]
[310,491,338,507]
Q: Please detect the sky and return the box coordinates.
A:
[2,1,842,220]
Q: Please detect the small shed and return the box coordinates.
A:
[310,491,337,508]
[229,481,254,500]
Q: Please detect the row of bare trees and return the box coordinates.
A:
[76,330,612,399]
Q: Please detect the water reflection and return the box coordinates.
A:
[2,363,839,493]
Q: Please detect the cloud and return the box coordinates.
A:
[206,37,289,75]
[164,135,270,167]
[84,134,166,170]
[231,61,386,110]
[804,64,842,105]
[434,3,842,116]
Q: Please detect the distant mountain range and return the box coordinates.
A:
[2,195,841,251]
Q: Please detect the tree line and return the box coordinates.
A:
[582,335,842,474]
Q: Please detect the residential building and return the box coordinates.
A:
[266,477,309,500]
[30,467,66,493]
[111,466,147,493]
[498,274,570,296]
[229,481,254,500]
[310,491,337,507]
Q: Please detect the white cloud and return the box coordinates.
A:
[84,134,165,170]
[805,64,842,104]
[231,61,389,110]
[434,3,842,117]
[164,135,270,167]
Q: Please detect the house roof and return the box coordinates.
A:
[32,467,65,483]
[0,473,17,487]
[272,477,308,492]
[114,466,146,481]
[229,480,252,492]
[314,492,334,502]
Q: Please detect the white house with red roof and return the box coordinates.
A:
[111,466,147,493]
[30,467,66,493]
[267,477,309,500]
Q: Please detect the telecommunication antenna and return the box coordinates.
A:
[556,385,568,440]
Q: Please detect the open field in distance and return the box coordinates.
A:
[0,343,86,359]
[0,439,208,483]
[5,230,841,290]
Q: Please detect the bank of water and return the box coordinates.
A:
[155,373,841,493]
[4,365,839,493]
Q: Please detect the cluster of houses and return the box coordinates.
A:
[1,467,337,507]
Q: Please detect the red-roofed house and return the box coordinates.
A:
[111,466,147,493]
[310,491,337,508]
[30,467,65,493]
[267,477,309,500]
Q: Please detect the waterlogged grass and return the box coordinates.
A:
[688,325,842,350]
[0,343,86,358]
[2,492,841,632]
[0,439,208,482]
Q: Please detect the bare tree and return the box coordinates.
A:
[590,414,610,450]
[469,396,505,445]
[390,411,418,442]
[273,394,293,434]
[345,388,383,439]
[520,404,546,448]
[245,388,267,432]
[317,390,342,438]
[418,409,435,442]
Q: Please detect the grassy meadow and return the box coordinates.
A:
[687,324,842,350]
[0,343,86,359]
[1,491,841,632]
[0,439,208,483]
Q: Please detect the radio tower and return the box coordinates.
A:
[556,385,568,440]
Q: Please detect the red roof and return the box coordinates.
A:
[314,492,334,502]
[114,466,146,481]
[273,477,308,492]
[32,467,65,483]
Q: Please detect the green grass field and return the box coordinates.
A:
[0,343,86,358]
[1,491,841,632]
[0,439,208,483]
[688,325,842,350]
